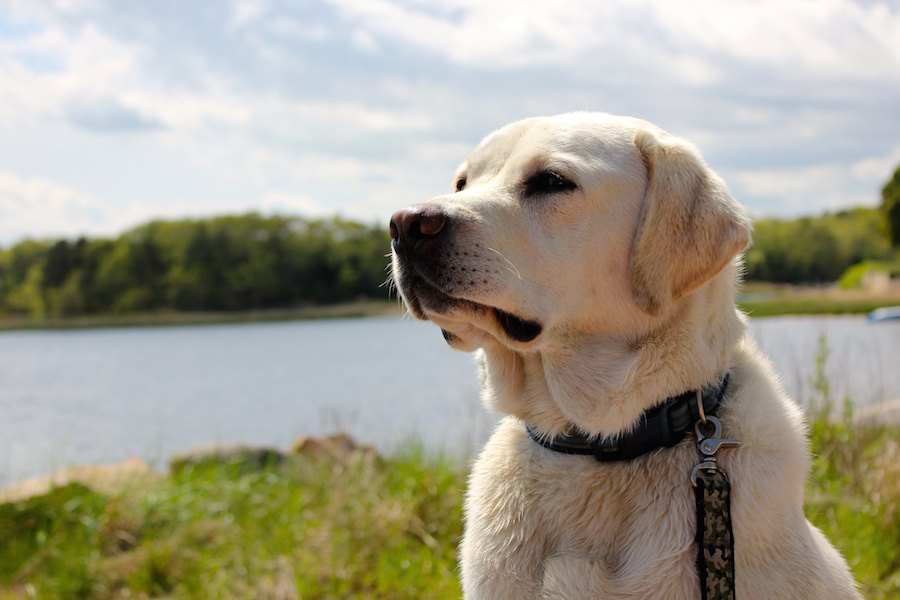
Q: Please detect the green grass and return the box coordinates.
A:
[806,417,900,600]
[738,296,899,317]
[1,340,898,598]
[0,449,464,599]
[736,281,900,317]
[803,336,900,599]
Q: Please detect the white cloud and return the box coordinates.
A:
[267,17,332,42]
[65,95,163,132]
[1,0,97,22]
[228,0,267,31]
[0,19,146,126]
[351,29,379,53]
[0,170,274,244]
[325,0,900,81]
[260,192,333,218]
[1,0,899,244]
[126,86,250,131]
[0,171,110,241]
[654,0,900,81]
[326,0,617,68]
[726,147,900,217]
[851,148,900,184]
[290,100,432,132]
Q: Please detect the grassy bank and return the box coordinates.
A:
[0,446,465,599]
[0,301,403,332]
[737,283,900,317]
[1,287,898,332]
[0,415,898,599]
[806,417,900,599]
[738,295,900,317]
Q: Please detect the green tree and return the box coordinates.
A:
[882,164,900,247]
[42,240,77,288]
[0,213,394,319]
[0,240,50,317]
[172,223,219,310]
[745,208,891,283]
[41,238,103,316]
[92,230,169,313]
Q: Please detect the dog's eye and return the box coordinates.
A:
[455,177,467,192]
[523,170,576,196]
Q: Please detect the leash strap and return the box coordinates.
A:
[694,468,736,600]
[691,415,739,600]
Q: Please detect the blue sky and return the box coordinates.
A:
[2,0,899,244]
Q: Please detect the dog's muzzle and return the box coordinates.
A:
[389,204,543,344]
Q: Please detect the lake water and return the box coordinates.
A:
[1,315,898,485]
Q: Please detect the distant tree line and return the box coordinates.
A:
[2,174,900,321]
[883,164,900,248]
[744,207,894,283]
[0,214,392,319]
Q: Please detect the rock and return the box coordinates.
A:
[853,398,900,426]
[168,444,286,475]
[0,457,151,503]
[289,432,379,464]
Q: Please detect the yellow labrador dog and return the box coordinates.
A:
[389,112,860,599]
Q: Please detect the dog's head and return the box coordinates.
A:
[389,112,751,356]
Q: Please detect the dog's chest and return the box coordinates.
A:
[531,451,699,598]
[536,510,698,598]
[539,551,697,600]
[465,420,706,598]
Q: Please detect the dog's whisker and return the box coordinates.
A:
[487,247,522,280]
[380,269,396,296]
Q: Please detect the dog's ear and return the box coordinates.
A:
[630,130,751,316]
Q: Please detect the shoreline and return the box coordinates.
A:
[0,300,405,332]
[4,396,899,497]
[738,296,900,318]
[1,285,899,332]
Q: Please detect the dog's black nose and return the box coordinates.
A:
[389,205,446,256]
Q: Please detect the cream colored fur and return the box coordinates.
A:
[390,112,860,599]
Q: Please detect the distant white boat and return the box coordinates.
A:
[868,306,900,322]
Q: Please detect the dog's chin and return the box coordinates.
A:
[399,276,543,346]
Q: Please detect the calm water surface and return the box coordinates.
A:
[1,315,898,484]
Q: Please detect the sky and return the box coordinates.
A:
[1,0,900,245]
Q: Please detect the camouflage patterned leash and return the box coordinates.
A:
[690,402,740,600]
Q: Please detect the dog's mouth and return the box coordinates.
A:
[399,272,542,344]
[492,308,543,343]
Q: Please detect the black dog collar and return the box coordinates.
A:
[526,373,730,462]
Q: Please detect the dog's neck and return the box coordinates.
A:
[478,269,746,438]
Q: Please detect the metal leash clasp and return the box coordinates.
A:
[691,391,739,598]
[690,407,740,487]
